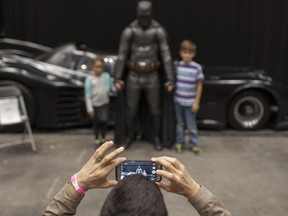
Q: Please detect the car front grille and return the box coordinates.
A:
[56,88,89,127]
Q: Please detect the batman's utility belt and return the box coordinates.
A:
[127,60,160,72]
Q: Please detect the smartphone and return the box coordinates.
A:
[115,160,162,182]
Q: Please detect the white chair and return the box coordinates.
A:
[0,86,37,152]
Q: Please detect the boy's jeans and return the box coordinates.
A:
[175,101,198,148]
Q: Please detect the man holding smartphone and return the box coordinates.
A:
[43,141,231,216]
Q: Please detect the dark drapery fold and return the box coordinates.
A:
[1,0,288,84]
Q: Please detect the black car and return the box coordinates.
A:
[0,39,116,128]
[1,38,288,130]
[198,67,288,130]
[0,38,52,57]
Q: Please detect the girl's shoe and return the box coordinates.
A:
[94,138,102,145]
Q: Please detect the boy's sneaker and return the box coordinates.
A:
[190,146,202,155]
[175,143,183,154]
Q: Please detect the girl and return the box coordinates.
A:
[84,57,113,145]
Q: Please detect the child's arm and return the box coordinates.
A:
[105,73,116,96]
[85,94,94,117]
[84,77,94,117]
[192,80,203,113]
[109,75,116,93]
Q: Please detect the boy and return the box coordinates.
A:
[84,57,114,145]
[174,40,204,154]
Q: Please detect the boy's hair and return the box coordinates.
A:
[180,40,197,53]
[100,174,168,216]
[92,57,104,66]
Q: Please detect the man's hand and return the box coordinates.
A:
[77,141,126,190]
[151,156,200,200]
[192,102,200,113]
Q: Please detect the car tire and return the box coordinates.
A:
[228,91,270,130]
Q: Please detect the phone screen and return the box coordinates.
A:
[116,160,162,182]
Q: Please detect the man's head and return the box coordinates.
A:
[137,0,152,28]
[100,174,167,216]
[179,40,197,63]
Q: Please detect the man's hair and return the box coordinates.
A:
[180,40,197,53]
[100,174,168,216]
[92,57,104,66]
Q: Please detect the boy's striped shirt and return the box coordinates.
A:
[175,61,204,106]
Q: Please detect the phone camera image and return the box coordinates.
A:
[117,161,161,182]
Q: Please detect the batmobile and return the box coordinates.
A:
[197,67,288,130]
[1,38,288,130]
[0,38,117,128]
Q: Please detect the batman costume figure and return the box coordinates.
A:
[113,0,175,150]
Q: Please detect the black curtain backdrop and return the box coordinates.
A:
[1,0,288,84]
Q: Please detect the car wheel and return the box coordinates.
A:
[228,91,270,130]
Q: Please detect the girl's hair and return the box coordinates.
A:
[92,57,104,66]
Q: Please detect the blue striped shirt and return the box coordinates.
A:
[175,61,204,106]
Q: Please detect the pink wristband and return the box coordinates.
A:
[70,174,86,195]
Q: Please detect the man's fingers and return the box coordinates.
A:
[94,141,114,160]
[151,157,179,173]
[156,182,171,192]
[102,180,118,188]
[102,157,126,174]
[151,157,175,172]
[156,170,174,181]
[100,146,125,167]
[159,156,183,169]
[152,156,183,170]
